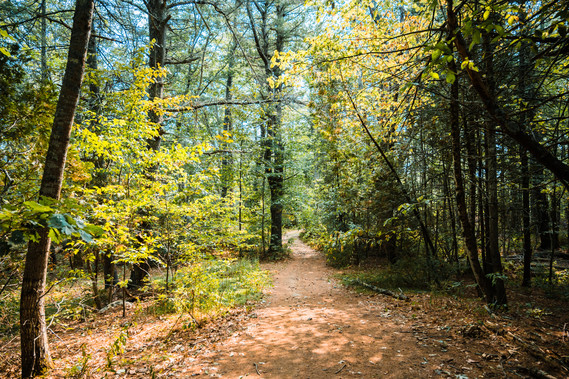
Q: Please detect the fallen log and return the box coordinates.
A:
[350,279,409,301]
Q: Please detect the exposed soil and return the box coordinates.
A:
[186,230,437,378]
[1,230,568,378]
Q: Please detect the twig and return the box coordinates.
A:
[529,368,558,379]
[165,312,186,341]
[48,328,72,352]
[335,364,347,374]
[37,278,68,304]
[0,335,18,353]
[0,269,18,297]
[254,362,261,375]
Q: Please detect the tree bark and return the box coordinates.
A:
[146,0,168,150]
[483,26,507,305]
[20,0,93,376]
[447,0,493,303]
[40,0,47,83]
[267,3,286,255]
[247,1,287,256]
[221,38,237,198]
[517,2,532,287]
[521,147,532,287]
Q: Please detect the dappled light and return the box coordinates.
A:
[2,0,569,377]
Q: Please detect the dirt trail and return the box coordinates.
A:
[2,231,566,378]
[190,230,430,378]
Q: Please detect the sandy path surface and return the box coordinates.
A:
[3,231,566,378]
[191,230,431,378]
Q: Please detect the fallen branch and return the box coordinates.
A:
[529,368,558,379]
[351,279,409,301]
[335,364,346,374]
[253,362,260,375]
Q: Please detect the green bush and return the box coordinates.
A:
[149,259,269,319]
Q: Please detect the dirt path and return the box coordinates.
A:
[189,230,432,378]
[2,231,566,378]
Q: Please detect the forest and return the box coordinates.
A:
[1,0,569,377]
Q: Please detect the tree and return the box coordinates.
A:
[246,0,291,256]
[19,0,93,376]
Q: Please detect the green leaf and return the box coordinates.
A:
[79,230,93,243]
[23,201,53,213]
[446,71,456,84]
[431,49,442,61]
[472,29,481,44]
[0,46,11,57]
[48,214,76,235]
[84,224,105,237]
[48,228,62,244]
[434,42,450,54]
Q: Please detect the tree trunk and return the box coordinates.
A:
[129,0,169,289]
[483,27,507,305]
[516,2,532,287]
[521,147,532,286]
[146,0,167,151]
[103,252,118,289]
[40,0,47,83]
[89,251,102,310]
[221,38,237,198]
[20,0,93,376]
[247,1,287,256]
[533,168,551,250]
[266,3,286,255]
[446,1,493,302]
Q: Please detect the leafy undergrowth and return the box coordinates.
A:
[338,267,569,378]
[0,258,269,378]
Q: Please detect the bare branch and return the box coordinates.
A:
[164,56,200,64]
[168,98,284,111]
[202,149,252,155]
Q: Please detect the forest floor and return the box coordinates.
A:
[1,230,569,378]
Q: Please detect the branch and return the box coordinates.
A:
[2,10,74,27]
[341,74,437,259]
[121,0,149,14]
[246,0,270,68]
[42,16,119,42]
[167,97,300,112]
[202,149,251,155]
[351,279,409,301]
[164,56,200,65]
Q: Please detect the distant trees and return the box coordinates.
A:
[298,0,569,305]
